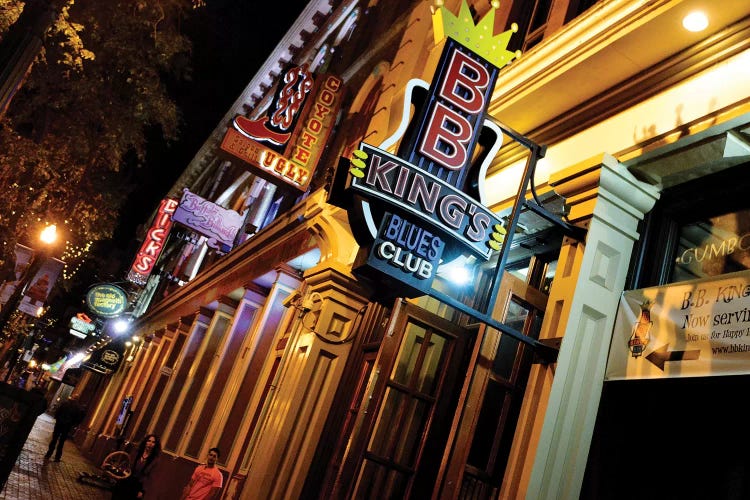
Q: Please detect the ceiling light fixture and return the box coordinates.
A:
[682,11,708,32]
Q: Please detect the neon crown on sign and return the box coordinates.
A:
[431,0,521,68]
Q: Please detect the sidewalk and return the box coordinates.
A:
[0,412,111,499]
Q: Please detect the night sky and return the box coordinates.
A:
[114,1,307,248]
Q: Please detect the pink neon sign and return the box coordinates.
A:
[126,198,178,285]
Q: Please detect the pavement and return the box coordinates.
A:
[0,412,111,500]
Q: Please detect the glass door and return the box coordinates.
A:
[440,272,548,499]
[349,300,475,499]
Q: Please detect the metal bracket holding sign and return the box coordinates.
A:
[424,121,585,364]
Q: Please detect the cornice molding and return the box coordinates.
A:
[488,6,750,174]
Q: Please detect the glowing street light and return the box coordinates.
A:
[40,224,57,245]
[112,318,130,334]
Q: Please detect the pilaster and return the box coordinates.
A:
[242,264,370,500]
[525,154,659,499]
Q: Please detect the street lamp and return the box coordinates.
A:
[111,318,130,335]
[39,224,57,245]
[0,224,58,383]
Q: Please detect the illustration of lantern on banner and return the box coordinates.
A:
[628,300,653,358]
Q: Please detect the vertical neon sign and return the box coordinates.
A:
[127,198,178,285]
[337,1,519,296]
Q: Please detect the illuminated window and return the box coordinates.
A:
[522,0,552,51]
[672,209,750,283]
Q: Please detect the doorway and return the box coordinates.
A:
[348,300,475,499]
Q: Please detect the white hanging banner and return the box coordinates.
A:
[18,256,65,317]
[606,269,750,380]
[0,244,34,308]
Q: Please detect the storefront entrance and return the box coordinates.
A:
[347,300,475,498]
[331,268,549,499]
[584,159,750,499]
[585,374,750,499]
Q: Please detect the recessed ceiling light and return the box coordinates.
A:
[682,11,708,32]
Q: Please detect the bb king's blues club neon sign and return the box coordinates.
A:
[340,2,520,296]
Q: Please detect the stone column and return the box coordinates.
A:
[525,153,660,499]
[242,262,370,500]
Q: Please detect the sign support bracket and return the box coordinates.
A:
[427,120,585,361]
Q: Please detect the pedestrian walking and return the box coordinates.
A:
[179,447,223,500]
[111,434,161,499]
[45,394,85,462]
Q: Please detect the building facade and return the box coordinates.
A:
[71,0,750,498]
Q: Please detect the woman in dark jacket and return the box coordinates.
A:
[111,434,161,499]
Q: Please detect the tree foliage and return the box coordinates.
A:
[0,0,202,286]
